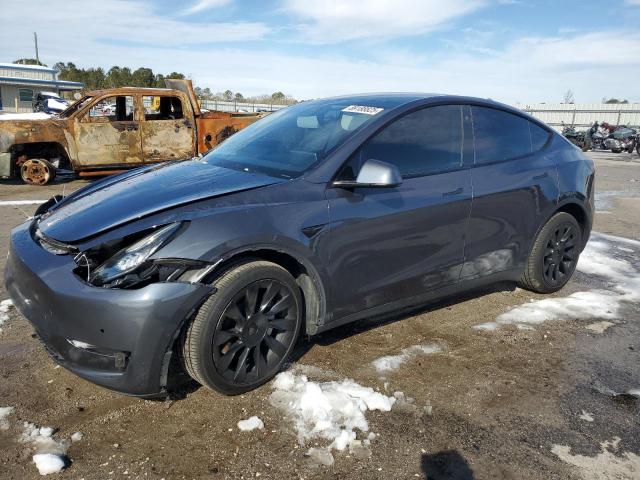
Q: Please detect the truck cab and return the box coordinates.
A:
[0,80,264,185]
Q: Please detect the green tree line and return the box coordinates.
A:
[52,62,185,90]
[13,59,298,103]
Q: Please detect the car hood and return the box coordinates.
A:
[38,160,287,243]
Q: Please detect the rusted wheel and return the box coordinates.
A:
[20,158,56,185]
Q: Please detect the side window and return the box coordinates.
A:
[143,96,183,120]
[530,122,550,152]
[359,105,463,177]
[86,96,134,122]
[19,88,34,102]
[472,107,531,164]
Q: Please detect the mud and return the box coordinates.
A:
[0,151,638,480]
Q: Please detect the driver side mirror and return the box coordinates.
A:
[332,159,403,189]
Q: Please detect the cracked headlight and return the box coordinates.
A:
[89,223,183,286]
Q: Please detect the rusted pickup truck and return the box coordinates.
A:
[0,79,265,185]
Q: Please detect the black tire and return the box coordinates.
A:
[182,260,303,395]
[520,212,582,294]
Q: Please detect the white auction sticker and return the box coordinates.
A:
[341,105,384,115]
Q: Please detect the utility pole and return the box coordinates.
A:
[34,32,39,65]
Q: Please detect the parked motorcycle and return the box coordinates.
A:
[586,122,623,153]
[561,123,588,150]
[609,125,638,154]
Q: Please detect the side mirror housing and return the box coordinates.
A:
[333,159,403,189]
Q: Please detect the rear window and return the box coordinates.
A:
[530,122,550,152]
[472,107,532,164]
[143,96,184,120]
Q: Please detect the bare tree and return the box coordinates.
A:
[563,89,575,104]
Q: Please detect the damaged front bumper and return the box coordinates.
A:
[4,221,213,396]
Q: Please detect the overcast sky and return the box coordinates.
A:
[2,0,640,104]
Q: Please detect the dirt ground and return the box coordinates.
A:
[0,151,639,480]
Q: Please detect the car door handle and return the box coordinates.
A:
[442,187,463,197]
[533,172,548,180]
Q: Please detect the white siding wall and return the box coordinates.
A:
[515,103,640,132]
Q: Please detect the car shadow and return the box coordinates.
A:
[421,450,476,480]
[165,281,516,400]
[289,281,516,359]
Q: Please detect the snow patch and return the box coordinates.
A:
[372,343,442,373]
[237,416,264,432]
[0,406,14,430]
[21,422,70,475]
[474,232,640,331]
[1,299,15,333]
[71,432,83,442]
[552,437,640,480]
[0,200,47,206]
[306,447,334,466]
[33,453,66,476]
[0,112,51,121]
[269,371,395,458]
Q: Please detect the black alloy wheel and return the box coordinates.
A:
[213,279,298,383]
[182,260,303,395]
[520,212,582,293]
[541,222,578,287]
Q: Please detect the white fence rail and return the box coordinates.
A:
[516,103,640,131]
[201,99,288,113]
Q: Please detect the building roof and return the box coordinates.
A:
[0,76,84,90]
[0,62,56,73]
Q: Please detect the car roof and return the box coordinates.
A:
[310,93,523,116]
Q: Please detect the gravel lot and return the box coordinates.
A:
[0,151,639,480]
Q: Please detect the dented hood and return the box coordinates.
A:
[38,160,285,243]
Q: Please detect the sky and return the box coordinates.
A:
[1,0,640,104]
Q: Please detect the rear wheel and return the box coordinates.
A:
[182,261,303,395]
[20,158,56,185]
[520,212,582,293]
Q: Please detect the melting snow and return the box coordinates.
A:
[0,200,47,206]
[33,454,66,475]
[71,432,83,442]
[474,233,640,331]
[552,437,640,480]
[0,298,14,332]
[0,406,14,430]
[0,112,51,121]
[269,371,395,461]
[21,422,70,475]
[237,416,264,431]
[372,343,442,373]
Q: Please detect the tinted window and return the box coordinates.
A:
[360,105,463,177]
[203,98,398,179]
[472,107,531,164]
[530,122,550,151]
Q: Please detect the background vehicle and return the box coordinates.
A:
[32,91,70,114]
[0,79,266,185]
[561,123,587,150]
[6,94,594,397]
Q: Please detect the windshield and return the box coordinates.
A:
[202,98,392,179]
[58,96,93,118]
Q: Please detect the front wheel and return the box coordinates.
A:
[181,261,303,395]
[520,212,582,294]
[20,158,56,185]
